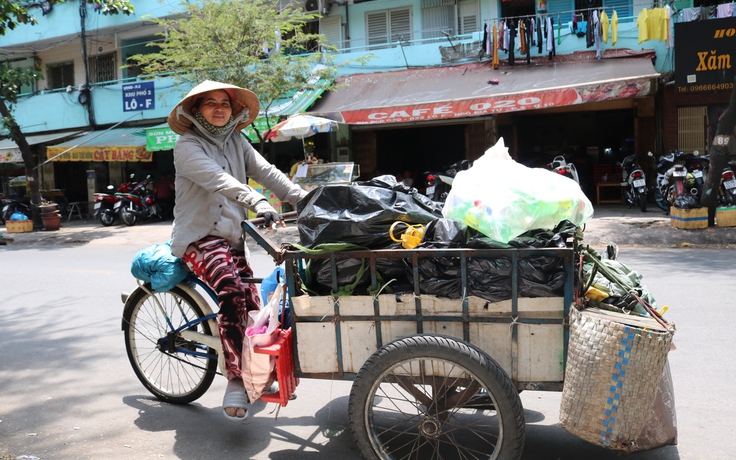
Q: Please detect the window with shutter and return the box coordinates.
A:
[88,52,117,85]
[602,0,631,20]
[458,0,479,35]
[390,8,412,42]
[321,15,343,49]
[367,11,389,46]
[421,0,453,39]
[367,7,412,48]
[46,61,74,90]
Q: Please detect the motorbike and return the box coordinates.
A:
[547,155,580,184]
[93,175,137,226]
[618,154,648,212]
[1,195,32,224]
[115,175,162,226]
[683,150,709,201]
[654,151,697,212]
[718,161,736,206]
[423,160,473,203]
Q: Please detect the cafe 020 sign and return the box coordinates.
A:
[675,17,736,93]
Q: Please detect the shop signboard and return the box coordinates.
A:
[339,78,652,125]
[146,128,180,151]
[675,17,736,93]
[0,148,21,163]
[46,145,153,162]
[123,81,155,111]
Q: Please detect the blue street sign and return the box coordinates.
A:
[123,82,155,111]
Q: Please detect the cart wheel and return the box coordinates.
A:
[122,285,217,404]
[348,334,525,460]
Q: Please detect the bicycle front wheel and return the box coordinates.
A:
[123,285,218,404]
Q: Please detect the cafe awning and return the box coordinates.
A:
[47,126,153,162]
[309,56,660,125]
[0,130,83,163]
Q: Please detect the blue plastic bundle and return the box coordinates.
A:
[130,241,188,292]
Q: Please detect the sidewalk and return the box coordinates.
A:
[2,204,736,248]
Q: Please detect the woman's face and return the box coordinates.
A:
[195,90,232,126]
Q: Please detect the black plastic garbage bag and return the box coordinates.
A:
[407,219,575,302]
[306,241,409,296]
[673,194,699,209]
[297,176,442,249]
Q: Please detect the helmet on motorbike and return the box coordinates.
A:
[145,196,154,206]
[685,173,696,187]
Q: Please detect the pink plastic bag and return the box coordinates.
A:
[241,284,282,402]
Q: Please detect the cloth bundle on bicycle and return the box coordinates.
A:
[296,175,442,249]
[130,241,188,292]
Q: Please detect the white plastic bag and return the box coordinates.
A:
[443,138,593,243]
[241,284,283,402]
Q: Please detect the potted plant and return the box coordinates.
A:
[38,201,62,231]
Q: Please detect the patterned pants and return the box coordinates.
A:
[182,236,261,381]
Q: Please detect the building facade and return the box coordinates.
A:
[0,0,732,204]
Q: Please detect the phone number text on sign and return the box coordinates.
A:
[343,89,581,124]
[123,82,155,112]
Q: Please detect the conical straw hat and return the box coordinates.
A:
[167,80,259,135]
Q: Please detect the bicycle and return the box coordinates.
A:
[121,215,580,459]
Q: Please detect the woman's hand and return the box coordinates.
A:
[254,200,284,228]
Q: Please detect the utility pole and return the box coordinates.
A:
[79,1,96,127]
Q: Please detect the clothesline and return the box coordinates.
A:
[482,6,616,23]
[481,1,664,24]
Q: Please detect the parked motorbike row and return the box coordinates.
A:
[652,150,736,211]
[93,174,163,227]
[421,150,736,214]
[0,195,32,224]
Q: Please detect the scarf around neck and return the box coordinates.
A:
[194,110,235,135]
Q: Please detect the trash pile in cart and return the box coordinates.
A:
[291,137,677,454]
[295,138,592,299]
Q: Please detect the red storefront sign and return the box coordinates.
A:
[338,78,650,125]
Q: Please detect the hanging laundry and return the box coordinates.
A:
[637,8,650,43]
[492,22,500,69]
[520,19,527,55]
[573,13,578,33]
[546,16,556,59]
[601,10,609,44]
[537,16,543,53]
[586,11,594,48]
[508,18,517,66]
[593,10,601,60]
[524,18,532,64]
[700,5,717,20]
[483,23,491,57]
[665,5,675,49]
[649,8,667,42]
[681,7,700,22]
[612,10,618,45]
[717,3,733,18]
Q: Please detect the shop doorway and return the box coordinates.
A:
[374,123,467,185]
[514,109,635,199]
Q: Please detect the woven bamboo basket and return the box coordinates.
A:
[560,307,674,450]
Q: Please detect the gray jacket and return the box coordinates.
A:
[170,113,303,258]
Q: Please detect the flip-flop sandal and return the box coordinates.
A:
[222,380,249,422]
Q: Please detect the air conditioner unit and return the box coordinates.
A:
[304,0,319,13]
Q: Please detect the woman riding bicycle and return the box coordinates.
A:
[167,80,307,421]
